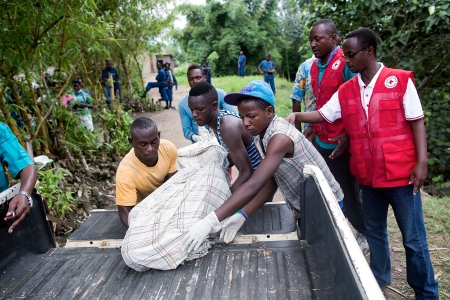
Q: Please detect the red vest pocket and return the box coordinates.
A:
[379,100,400,128]
[344,105,359,132]
[382,139,417,181]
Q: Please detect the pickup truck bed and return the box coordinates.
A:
[0,166,384,299]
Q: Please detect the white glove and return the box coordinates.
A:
[191,135,204,142]
[220,213,246,243]
[182,211,221,253]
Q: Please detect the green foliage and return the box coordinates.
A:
[422,88,450,194]
[98,108,133,157]
[175,0,281,76]
[210,75,294,117]
[37,167,76,217]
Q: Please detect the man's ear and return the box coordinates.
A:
[212,101,218,111]
[128,137,133,146]
[158,131,161,138]
[266,106,274,118]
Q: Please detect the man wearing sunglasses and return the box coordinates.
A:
[308,19,368,253]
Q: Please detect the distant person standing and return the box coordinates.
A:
[202,59,212,84]
[101,60,121,104]
[258,53,276,94]
[238,51,246,77]
[164,62,177,109]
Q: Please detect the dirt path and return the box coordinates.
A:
[133,75,283,201]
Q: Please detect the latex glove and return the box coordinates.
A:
[182,211,221,253]
[220,213,246,243]
[191,135,204,143]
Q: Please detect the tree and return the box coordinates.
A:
[175,0,281,76]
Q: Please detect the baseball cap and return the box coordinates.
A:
[224,80,275,107]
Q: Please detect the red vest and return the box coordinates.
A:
[310,48,346,144]
[338,67,417,188]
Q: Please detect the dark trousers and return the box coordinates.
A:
[314,142,366,235]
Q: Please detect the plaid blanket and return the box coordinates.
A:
[121,138,230,271]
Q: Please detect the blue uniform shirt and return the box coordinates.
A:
[179,88,237,142]
[0,123,33,192]
[156,68,166,82]
[259,60,275,80]
[238,55,246,65]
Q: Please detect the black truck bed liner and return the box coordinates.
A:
[0,166,383,299]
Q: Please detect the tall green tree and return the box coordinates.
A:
[175,0,281,76]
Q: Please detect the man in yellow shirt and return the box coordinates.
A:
[116,117,178,227]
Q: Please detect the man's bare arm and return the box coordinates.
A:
[214,134,292,221]
[118,205,134,228]
[409,118,428,194]
[4,164,37,233]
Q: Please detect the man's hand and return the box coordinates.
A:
[303,126,316,142]
[286,113,297,125]
[220,213,246,243]
[191,135,203,143]
[410,162,427,195]
[4,195,30,233]
[182,211,221,253]
[329,134,350,159]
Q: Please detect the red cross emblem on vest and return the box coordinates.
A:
[384,76,398,88]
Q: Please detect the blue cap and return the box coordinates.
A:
[224,80,275,107]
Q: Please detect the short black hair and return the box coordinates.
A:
[345,27,378,57]
[237,97,275,113]
[130,117,157,131]
[72,79,82,85]
[187,64,205,75]
[312,19,337,36]
[189,82,218,103]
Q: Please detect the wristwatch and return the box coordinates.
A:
[18,191,33,207]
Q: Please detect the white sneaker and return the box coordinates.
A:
[356,233,370,256]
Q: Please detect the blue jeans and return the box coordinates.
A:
[105,84,122,104]
[146,82,168,100]
[238,64,245,77]
[264,77,275,94]
[166,85,173,101]
[361,185,439,299]
[206,75,211,84]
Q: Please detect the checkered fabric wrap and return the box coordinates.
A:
[121,139,230,271]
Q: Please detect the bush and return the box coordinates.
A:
[422,88,450,195]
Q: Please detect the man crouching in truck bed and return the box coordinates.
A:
[181,80,344,252]
[0,122,37,233]
[115,117,177,227]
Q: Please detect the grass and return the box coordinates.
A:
[174,69,297,118]
[386,196,450,298]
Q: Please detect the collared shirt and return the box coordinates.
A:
[0,123,33,192]
[101,67,120,88]
[254,116,343,219]
[314,46,356,149]
[259,60,275,79]
[238,55,246,65]
[156,68,166,82]
[319,63,424,123]
[291,57,316,128]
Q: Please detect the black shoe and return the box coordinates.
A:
[138,92,146,98]
[164,106,169,109]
